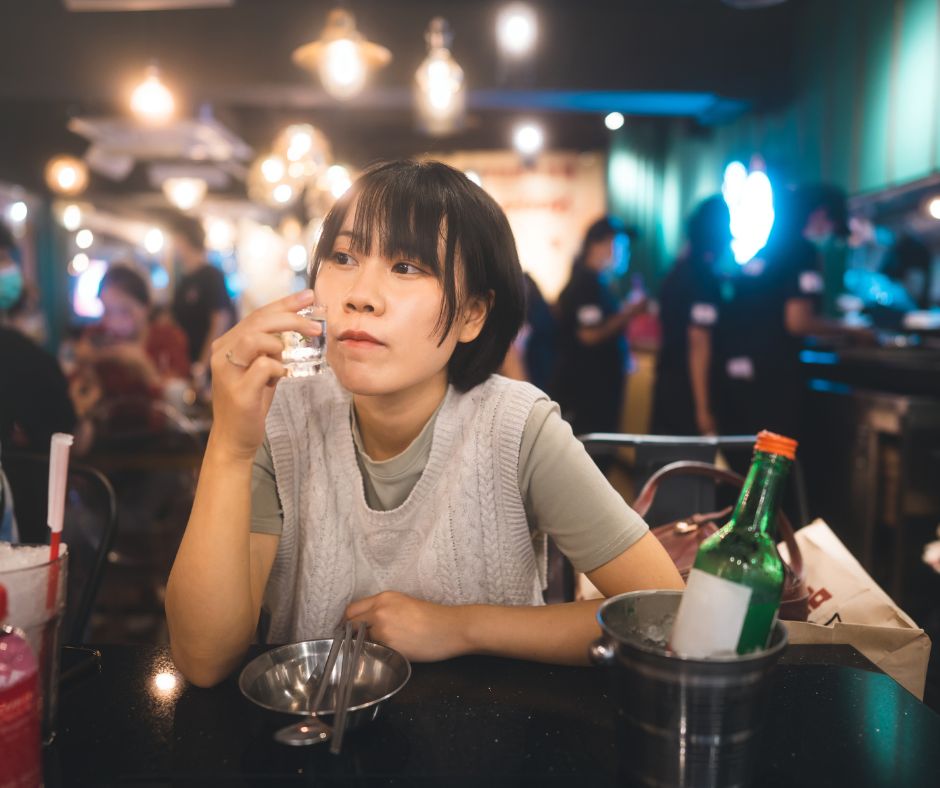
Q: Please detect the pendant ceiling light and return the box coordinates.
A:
[130,64,176,124]
[292,8,391,100]
[414,18,465,137]
[45,156,90,196]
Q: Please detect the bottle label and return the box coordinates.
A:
[670,569,752,658]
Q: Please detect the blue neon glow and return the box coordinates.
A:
[722,161,775,264]
[150,266,170,290]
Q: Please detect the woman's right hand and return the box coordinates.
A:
[207,289,320,461]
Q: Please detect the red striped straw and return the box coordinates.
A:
[46,433,73,611]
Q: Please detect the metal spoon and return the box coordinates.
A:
[273,624,347,746]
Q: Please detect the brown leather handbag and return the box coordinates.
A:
[634,460,810,622]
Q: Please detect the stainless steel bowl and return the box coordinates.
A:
[238,639,411,731]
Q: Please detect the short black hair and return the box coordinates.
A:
[99,264,150,308]
[581,216,627,254]
[167,213,206,251]
[310,159,525,392]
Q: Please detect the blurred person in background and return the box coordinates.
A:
[0,221,79,453]
[169,214,235,382]
[72,263,189,435]
[714,183,872,443]
[651,195,731,436]
[554,217,647,457]
[882,233,933,311]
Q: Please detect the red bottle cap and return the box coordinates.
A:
[755,430,798,460]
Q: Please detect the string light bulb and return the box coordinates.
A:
[130,64,175,124]
[414,18,466,136]
[292,8,391,100]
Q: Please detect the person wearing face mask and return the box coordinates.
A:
[713,183,872,445]
[0,222,78,453]
[651,196,731,437]
[554,218,647,460]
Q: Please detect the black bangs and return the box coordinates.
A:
[311,160,465,339]
[310,159,526,392]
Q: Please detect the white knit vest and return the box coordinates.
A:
[262,371,548,642]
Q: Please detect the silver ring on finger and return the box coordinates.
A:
[225,349,251,369]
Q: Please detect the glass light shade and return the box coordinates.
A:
[45,156,89,196]
[292,8,391,101]
[415,49,465,136]
[320,39,367,99]
[497,3,537,57]
[161,177,207,210]
[130,65,175,124]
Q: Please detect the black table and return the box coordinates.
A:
[43,645,939,787]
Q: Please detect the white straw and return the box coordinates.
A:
[47,433,74,536]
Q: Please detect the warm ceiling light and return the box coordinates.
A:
[62,203,83,232]
[161,177,207,210]
[273,183,294,204]
[287,244,308,272]
[414,17,466,136]
[927,197,940,220]
[7,201,27,224]
[292,8,392,100]
[513,122,544,158]
[130,64,175,124]
[324,164,352,198]
[497,3,537,57]
[75,229,94,250]
[604,112,625,131]
[69,253,90,276]
[45,156,89,196]
[261,156,286,184]
[144,228,165,255]
[205,217,235,252]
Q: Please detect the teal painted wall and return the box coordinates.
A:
[610,0,940,282]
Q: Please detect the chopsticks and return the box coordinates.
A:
[330,621,366,755]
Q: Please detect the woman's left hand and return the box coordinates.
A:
[344,591,471,662]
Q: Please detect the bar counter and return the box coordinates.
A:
[41,644,939,787]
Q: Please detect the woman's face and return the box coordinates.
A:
[100,286,147,340]
[313,208,485,402]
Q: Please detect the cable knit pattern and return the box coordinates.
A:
[262,371,548,642]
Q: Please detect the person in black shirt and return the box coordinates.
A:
[0,223,77,452]
[554,217,646,447]
[651,196,731,436]
[169,215,234,375]
[714,183,870,441]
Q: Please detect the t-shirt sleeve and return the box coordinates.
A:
[205,267,233,312]
[251,438,284,536]
[518,399,649,573]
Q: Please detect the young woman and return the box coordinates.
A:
[166,160,682,687]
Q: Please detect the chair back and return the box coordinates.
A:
[577,433,810,529]
[3,451,118,643]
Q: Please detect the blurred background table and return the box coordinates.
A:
[43,643,939,787]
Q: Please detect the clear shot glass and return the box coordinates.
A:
[282,304,327,378]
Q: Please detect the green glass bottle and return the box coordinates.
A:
[670,431,796,658]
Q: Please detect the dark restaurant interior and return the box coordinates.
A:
[1,0,939,784]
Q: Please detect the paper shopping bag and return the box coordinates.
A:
[779,519,932,699]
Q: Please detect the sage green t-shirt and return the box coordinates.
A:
[250,399,648,574]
